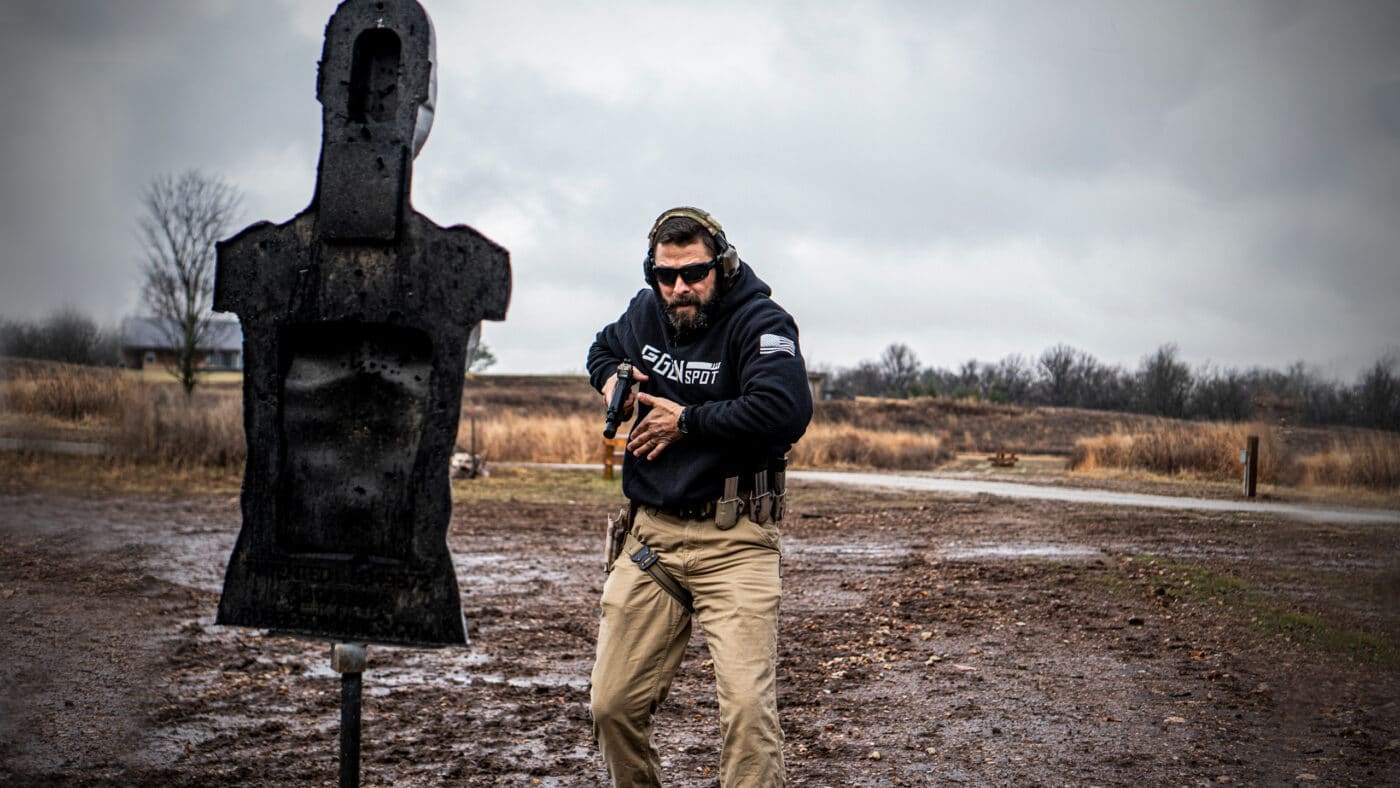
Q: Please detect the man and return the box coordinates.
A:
[587,207,812,786]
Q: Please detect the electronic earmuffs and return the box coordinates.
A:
[642,206,741,289]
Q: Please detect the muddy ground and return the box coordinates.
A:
[2,470,1399,786]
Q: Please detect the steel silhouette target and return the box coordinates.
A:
[213,0,510,647]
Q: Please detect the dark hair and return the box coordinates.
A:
[651,216,717,259]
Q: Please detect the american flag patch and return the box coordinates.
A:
[759,333,796,356]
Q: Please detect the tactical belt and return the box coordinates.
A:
[657,459,789,529]
[622,531,694,613]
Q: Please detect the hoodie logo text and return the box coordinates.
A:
[642,344,722,385]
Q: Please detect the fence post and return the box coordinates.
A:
[603,436,626,481]
[1243,435,1259,498]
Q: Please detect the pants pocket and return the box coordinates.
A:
[748,518,781,551]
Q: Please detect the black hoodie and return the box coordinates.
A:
[587,260,813,510]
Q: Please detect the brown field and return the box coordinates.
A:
[3,363,1400,784]
[3,362,1393,495]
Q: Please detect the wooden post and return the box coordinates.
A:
[1243,435,1259,498]
[603,436,627,481]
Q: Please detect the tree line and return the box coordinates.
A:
[825,342,1400,432]
[0,309,121,367]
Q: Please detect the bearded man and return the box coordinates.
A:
[586,207,812,786]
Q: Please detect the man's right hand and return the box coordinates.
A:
[602,366,649,422]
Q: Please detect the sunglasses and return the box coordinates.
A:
[653,260,717,286]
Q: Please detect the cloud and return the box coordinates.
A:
[2,0,1397,379]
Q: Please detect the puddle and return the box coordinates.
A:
[454,552,571,585]
[305,648,590,693]
[788,542,905,560]
[939,543,1105,560]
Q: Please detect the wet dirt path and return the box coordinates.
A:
[791,469,1400,525]
[2,485,1398,785]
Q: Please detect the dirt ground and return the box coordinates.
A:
[2,466,1399,786]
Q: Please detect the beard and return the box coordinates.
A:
[663,290,719,333]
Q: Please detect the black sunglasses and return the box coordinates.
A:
[653,260,717,286]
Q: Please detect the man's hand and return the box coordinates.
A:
[628,391,683,460]
[602,367,649,423]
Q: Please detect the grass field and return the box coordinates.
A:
[3,359,1397,495]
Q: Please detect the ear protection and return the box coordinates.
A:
[643,206,741,288]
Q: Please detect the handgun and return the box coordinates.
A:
[603,362,636,439]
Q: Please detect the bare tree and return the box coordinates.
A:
[1138,343,1192,418]
[1038,343,1080,406]
[1355,356,1399,431]
[139,171,241,395]
[879,343,920,397]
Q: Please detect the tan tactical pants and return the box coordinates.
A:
[590,505,784,787]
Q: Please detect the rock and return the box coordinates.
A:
[1295,774,1318,782]
[1164,716,1186,724]
[868,750,881,760]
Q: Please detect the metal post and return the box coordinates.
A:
[1244,435,1259,498]
[332,643,367,788]
[470,405,478,478]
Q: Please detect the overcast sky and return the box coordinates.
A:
[2,0,1397,379]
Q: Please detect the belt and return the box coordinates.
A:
[652,459,789,527]
[657,500,718,521]
[652,459,795,526]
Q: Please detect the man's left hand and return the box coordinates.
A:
[628,392,684,460]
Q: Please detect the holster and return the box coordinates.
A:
[604,504,630,572]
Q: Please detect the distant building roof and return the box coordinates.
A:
[121,316,242,353]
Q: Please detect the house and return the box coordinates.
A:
[121,315,243,371]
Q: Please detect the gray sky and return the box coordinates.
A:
[2,0,1397,378]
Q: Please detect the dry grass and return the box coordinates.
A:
[1070,422,1400,492]
[1296,432,1400,491]
[790,423,952,470]
[459,411,600,464]
[0,364,131,422]
[112,384,245,468]
[1069,423,1290,483]
[455,412,955,471]
[0,359,246,469]
[0,452,242,497]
